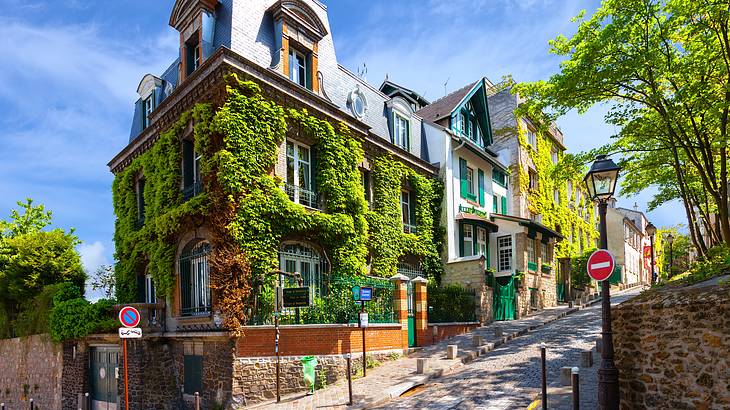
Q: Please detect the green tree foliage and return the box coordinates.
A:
[658,227,692,277]
[0,200,86,337]
[570,247,599,289]
[514,0,730,255]
[48,284,117,342]
[427,283,477,323]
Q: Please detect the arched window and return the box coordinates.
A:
[179,241,211,316]
[279,243,328,296]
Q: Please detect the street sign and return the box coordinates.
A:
[359,286,373,302]
[118,306,141,328]
[282,287,311,308]
[351,285,361,301]
[359,312,369,328]
[119,327,142,339]
[587,249,615,281]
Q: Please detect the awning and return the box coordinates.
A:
[491,214,563,241]
[456,212,499,232]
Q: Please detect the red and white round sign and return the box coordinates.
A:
[118,306,141,328]
[587,249,615,281]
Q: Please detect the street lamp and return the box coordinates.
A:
[645,222,657,284]
[666,233,675,278]
[584,154,621,410]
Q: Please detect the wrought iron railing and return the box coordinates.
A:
[179,244,212,317]
[182,181,203,200]
[283,183,319,209]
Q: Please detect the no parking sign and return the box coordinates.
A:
[118,306,141,328]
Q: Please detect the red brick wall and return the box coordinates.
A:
[424,323,480,345]
[236,324,405,357]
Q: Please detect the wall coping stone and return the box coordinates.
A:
[427,322,480,327]
[241,323,403,330]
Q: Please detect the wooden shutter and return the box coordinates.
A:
[493,195,498,213]
[459,158,468,199]
[478,169,485,206]
[501,196,508,214]
[458,221,464,257]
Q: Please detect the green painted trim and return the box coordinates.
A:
[478,169,485,207]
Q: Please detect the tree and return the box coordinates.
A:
[0,200,86,335]
[90,265,116,300]
[514,0,730,255]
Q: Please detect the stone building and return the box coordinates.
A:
[487,86,597,316]
[100,0,455,408]
[606,202,654,285]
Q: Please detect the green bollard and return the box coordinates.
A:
[301,355,318,394]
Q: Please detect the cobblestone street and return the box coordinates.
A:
[377,288,642,410]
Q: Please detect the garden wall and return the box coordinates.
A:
[613,280,730,409]
[0,334,63,409]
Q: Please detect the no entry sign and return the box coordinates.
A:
[587,249,615,281]
[118,306,141,328]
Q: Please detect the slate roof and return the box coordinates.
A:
[415,81,477,123]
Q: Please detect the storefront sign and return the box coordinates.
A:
[459,204,488,219]
[282,287,312,308]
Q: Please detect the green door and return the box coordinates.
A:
[90,346,119,410]
[407,280,416,347]
[493,276,516,321]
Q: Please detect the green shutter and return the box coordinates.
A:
[305,54,313,90]
[182,140,194,188]
[459,158,468,199]
[493,195,498,213]
[486,235,491,268]
[478,169,485,207]
[501,196,508,214]
[473,224,478,255]
[458,221,464,257]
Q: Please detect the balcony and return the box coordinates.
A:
[284,183,319,209]
[182,181,203,200]
[112,302,166,333]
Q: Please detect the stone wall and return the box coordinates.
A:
[0,334,62,409]
[613,282,730,409]
[232,351,399,406]
[61,340,89,410]
[427,322,480,345]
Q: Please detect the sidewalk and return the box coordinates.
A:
[250,294,609,410]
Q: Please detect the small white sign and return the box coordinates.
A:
[119,327,142,339]
[359,312,369,328]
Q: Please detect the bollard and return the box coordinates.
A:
[2,402,4,410]
[416,358,429,374]
[30,398,34,410]
[560,366,573,386]
[84,392,90,410]
[571,367,580,410]
[580,350,593,367]
[473,335,484,347]
[494,326,503,337]
[446,345,458,359]
[346,353,353,405]
[194,392,200,410]
[540,343,547,410]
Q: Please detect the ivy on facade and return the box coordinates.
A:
[112,74,443,327]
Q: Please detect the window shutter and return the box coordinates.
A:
[458,222,464,257]
[473,225,478,255]
[310,145,318,198]
[459,158,468,198]
[305,54,313,90]
[182,140,194,188]
[409,191,417,227]
[493,195,498,213]
[501,196,508,214]
[183,355,203,394]
[486,236,491,268]
[478,169,485,206]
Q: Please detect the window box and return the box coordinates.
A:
[541,264,552,274]
[527,261,538,272]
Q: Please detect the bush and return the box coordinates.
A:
[570,248,597,289]
[427,284,476,323]
[48,284,117,342]
[668,245,730,286]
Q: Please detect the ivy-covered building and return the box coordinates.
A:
[104,0,447,407]
[488,86,598,316]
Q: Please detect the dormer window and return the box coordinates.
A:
[142,93,155,129]
[135,74,163,133]
[288,47,309,89]
[393,112,410,150]
[185,32,201,77]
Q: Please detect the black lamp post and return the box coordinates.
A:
[646,222,657,284]
[666,233,675,278]
[583,154,621,410]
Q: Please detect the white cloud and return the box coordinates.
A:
[77,241,110,274]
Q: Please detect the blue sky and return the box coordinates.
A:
[0,0,683,297]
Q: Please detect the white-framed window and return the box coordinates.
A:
[527,238,537,266]
[529,170,538,190]
[185,32,201,76]
[145,274,156,304]
[142,92,155,129]
[180,241,211,316]
[551,149,559,164]
[498,235,512,272]
[401,191,416,233]
[524,121,537,147]
[541,242,549,265]
[466,166,475,196]
[477,227,487,257]
[285,140,316,208]
[463,224,474,257]
[289,48,308,88]
[279,243,327,297]
[394,112,410,150]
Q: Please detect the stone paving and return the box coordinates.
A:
[250,286,641,409]
[378,288,642,410]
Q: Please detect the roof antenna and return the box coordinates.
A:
[358,63,368,81]
[444,76,450,96]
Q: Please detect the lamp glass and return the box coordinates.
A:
[666,233,674,244]
[646,223,656,236]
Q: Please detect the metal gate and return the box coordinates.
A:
[90,346,119,410]
[397,262,421,347]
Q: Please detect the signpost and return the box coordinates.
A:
[356,286,373,376]
[118,306,141,410]
[587,250,615,282]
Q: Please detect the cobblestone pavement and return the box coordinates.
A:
[376,288,642,410]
